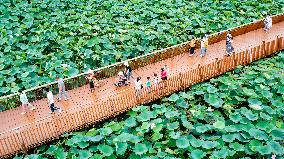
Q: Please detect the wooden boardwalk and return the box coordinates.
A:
[0,15,284,158]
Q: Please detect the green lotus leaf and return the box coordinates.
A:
[90,154,103,159]
[212,148,229,159]
[260,112,272,120]
[195,125,208,133]
[169,131,181,139]
[125,117,137,127]
[229,112,242,123]
[152,132,163,141]
[256,121,275,133]
[78,150,92,159]
[248,139,263,152]
[224,125,239,133]
[140,122,150,130]
[204,93,224,108]
[133,143,148,155]
[137,111,154,122]
[207,86,218,93]
[190,149,206,159]
[78,142,89,149]
[248,129,268,141]
[202,140,219,149]
[188,135,203,148]
[66,67,79,77]
[213,120,225,129]
[167,122,179,130]
[229,142,245,151]
[165,111,180,119]
[116,142,128,155]
[157,151,167,158]
[97,145,113,157]
[86,135,104,143]
[176,98,189,108]
[168,93,179,102]
[100,128,113,136]
[222,133,237,143]
[176,137,189,149]
[268,141,284,155]
[270,129,284,140]
[256,145,272,155]
[242,110,258,121]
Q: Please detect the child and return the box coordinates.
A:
[200,35,208,57]
[154,73,159,86]
[19,90,35,115]
[145,77,151,93]
[161,68,167,81]
[85,69,95,92]
[189,38,196,56]
[47,88,62,114]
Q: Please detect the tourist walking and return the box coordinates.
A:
[264,15,272,33]
[189,38,196,56]
[47,88,61,113]
[153,73,159,93]
[19,90,35,115]
[200,35,208,57]
[56,77,69,101]
[135,77,142,97]
[226,32,234,56]
[145,77,151,93]
[85,69,97,92]
[161,68,168,88]
[124,61,133,81]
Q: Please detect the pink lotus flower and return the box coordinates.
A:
[271,154,276,159]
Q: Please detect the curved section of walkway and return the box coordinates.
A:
[0,20,284,158]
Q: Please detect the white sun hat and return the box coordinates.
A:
[124,61,129,66]
[87,69,94,74]
[118,71,124,76]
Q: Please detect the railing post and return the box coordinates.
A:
[276,36,279,51]
[262,41,267,56]
[198,64,202,82]
[15,129,27,155]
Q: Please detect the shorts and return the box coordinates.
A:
[162,76,167,80]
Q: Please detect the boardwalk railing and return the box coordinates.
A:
[1,13,284,111]
[0,15,284,158]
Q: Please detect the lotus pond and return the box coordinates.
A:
[1,0,284,96]
[13,51,284,159]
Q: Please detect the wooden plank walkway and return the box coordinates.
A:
[0,17,284,158]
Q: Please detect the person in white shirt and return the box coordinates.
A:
[47,88,61,113]
[134,77,142,97]
[19,90,35,115]
[56,76,69,101]
[264,15,272,33]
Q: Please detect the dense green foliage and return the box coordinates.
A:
[1,0,284,96]
[14,51,284,159]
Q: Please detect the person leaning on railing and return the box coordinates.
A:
[19,90,36,115]
[226,32,234,56]
[189,37,196,56]
[264,14,272,33]
[135,77,142,97]
[56,76,69,101]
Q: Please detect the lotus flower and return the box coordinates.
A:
[271,154,276,159]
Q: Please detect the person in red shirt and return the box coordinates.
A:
[161,68,167,80]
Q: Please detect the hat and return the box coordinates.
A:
[87,69,94,74]
[124,61,129,66]
[118,71,124,76]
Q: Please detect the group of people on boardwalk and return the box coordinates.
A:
[188,15,273,57]
[18,15,273,115]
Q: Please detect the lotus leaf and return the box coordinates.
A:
[176,137,189,149]
[190,149,206,159]
[97,145,114,157]
[134,143,148,155]
[213,120,225,129]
